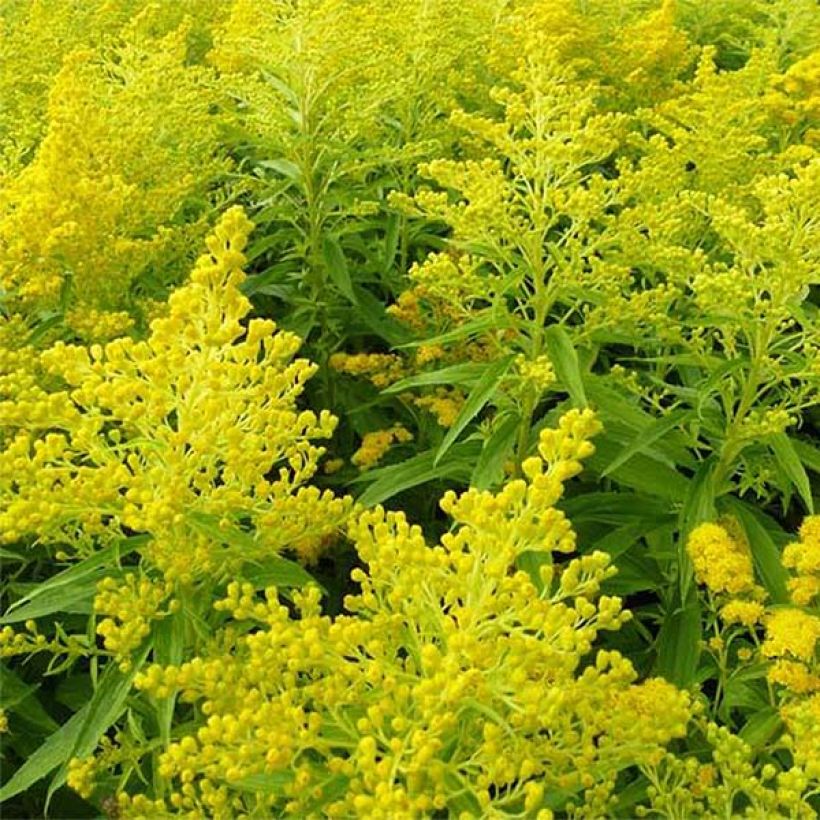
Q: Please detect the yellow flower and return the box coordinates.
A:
[0,9,230,334]
[0,208,352,581]
[413,388,465,427]
[117,411,691,816]
[686,523,757,596]
[719,599,766,627]
[763,609,820,662]
[783,515,820,606]
[351,426,413,471]
[768,660,820,695]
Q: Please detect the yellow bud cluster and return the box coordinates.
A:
[0,621,86,663]
[781,695,820,779]
[762,609,820,664]
[783,516,820,606]
[94,575,173,666]
[686,523,758,597]
[351,425,413,471]
[0,207,352,588]
[101,412,695,817]
[514,353,556,395]
[329,352,405,388]
[412,388,465,427]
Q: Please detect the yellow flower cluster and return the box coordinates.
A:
[0,208,351,585]
[3,3,819,817]
[412,388,466,428]
[783,515,820,606]
[352,425,413,471]
[763,609,820,664]
[67,731,149,801]
[718,598,766,628]
[761,518,820,700]
[0,620,86,664]
[686,522,760,597]
[0,6,231,333]
[329,352,405,388]
[99,411,691,818]
[514,353,556,399]
[94,575,176,669]
[640,717,819,817]
[688,515,820,807]
[766,50,820,144]
[782,695,820,779]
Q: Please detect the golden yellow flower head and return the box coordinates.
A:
[352,425,413,471]
[763,608,820,663]
[783,515,820,606]
[113,411,690,817]
[0,207,351,583]
[687,522,757,596]
[719,599,766,628]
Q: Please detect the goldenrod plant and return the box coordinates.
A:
[1,1,819,818]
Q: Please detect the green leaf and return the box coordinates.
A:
[231,772,294,794]
[655,588,702,687]
[45,648,149,807]
[241,556,316,590]
[0,705,88,803]
[1,577,100,623]
[769,432,814,514]
[186,512,257,550]
[396,314,498,349]
[351,287,411,346]
[562,492,671,527]
[257,158,302,182]
[322,236,357,304]
[738,707,782,751]
[382,212,402,274]
[604,550,665,595]
[471,413,520,490]
[444,773,483,816]
[723,499,789,604]
[587,438,689,500]
[356,442,480,508]
[2,537,146,624]
[0,664,58,733]
[722,679,769,713]
[543,326,586,407]
[516,551,551,594]
[588,523,647,560]
[585,377,695,468]
[382,363,486,395]
[792,438,820,474]
[601,410,689,477]
[434,356,513,466]
[152,611,185,746]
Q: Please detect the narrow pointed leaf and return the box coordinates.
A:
[770,432,814,513]
[434,356,513,467]
[543,326,586,407]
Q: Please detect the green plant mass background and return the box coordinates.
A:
[0,0,819,817]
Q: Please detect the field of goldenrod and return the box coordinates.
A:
[1,1,819,817]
